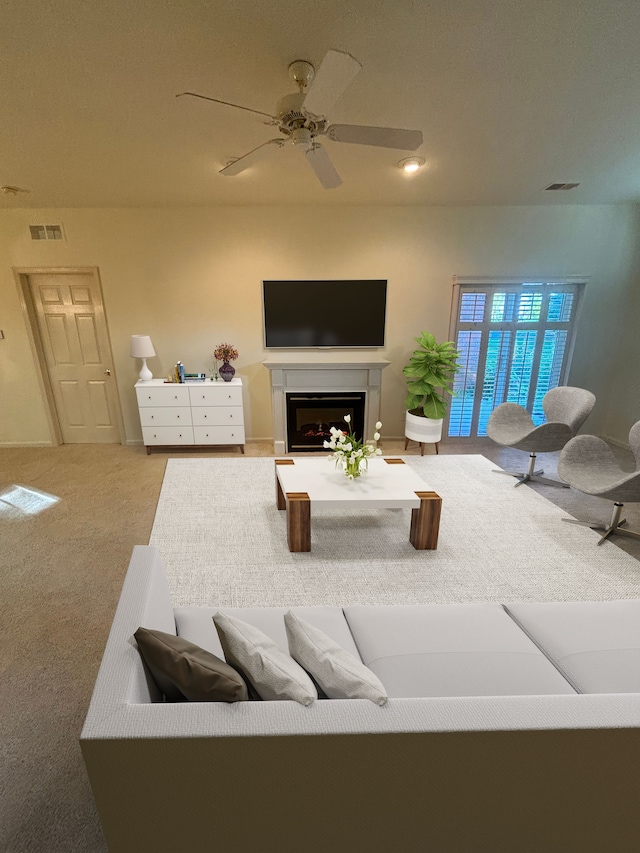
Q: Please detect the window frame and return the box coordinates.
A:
[446,276,588,441]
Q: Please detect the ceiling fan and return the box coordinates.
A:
[177,49,423,189]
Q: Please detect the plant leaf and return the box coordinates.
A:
[423,397,446,419]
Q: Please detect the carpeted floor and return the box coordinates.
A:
[150,455,640,607]
[1,439,639,852]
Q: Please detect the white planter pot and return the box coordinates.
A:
[404,411,443,444]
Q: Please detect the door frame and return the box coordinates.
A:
[13,266,126,446]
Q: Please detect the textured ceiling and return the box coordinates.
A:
[2,0,640,207]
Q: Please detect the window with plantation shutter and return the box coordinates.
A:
[447,278,586,439]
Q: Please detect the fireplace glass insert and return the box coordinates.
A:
[286,392,366,452]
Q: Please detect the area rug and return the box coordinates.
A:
[149,455,640,607]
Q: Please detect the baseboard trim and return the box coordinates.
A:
[601,434,630,451]
[0,441,56,447]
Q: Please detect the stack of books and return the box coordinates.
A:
[173,363,206,383]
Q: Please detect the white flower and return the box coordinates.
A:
[366,444,375,454]
[344,414,351,424]
[346,473,354,481]
[375,448,383,455]
[373,432,380,441]
[343,442,352,451]
[375,421,382,430]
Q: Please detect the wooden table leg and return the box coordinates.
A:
[275,459,294,510]
[409,490,442,550]
[286,492,311,552]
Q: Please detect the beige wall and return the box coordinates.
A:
[1,204,638,447]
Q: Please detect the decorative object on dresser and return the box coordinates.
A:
[135,378,245,454]
[130,335,156,382]
[403,331,460,455]
[213,342,238,382]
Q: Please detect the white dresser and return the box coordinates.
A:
[135,378,245,454]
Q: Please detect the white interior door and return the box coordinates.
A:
[28,271,122,443]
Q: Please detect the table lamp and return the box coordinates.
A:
[130,335,156,381]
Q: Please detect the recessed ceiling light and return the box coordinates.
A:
[398,157,425,174]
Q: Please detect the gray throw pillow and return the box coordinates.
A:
[134,627,248,703]
[284,611,388,706]
[213,612,317,706]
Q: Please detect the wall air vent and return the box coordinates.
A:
[544,183,580,191]
[29,224,65,241]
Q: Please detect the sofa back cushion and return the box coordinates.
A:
[174,605,360,659]
[344,603,576,698]
[505,600,640,693]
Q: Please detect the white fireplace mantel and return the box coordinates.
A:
[264,357,390,454]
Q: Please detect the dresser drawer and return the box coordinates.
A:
[191,406,243,426]
[189,385,242,407]
[136,385,190,407]
[142,426,195,446]
[138,407,192,427]
[193,425,245,445]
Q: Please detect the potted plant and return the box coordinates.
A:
[403,331,460,452]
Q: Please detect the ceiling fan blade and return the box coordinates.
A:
[304,144,342,189]
[302,49,361,118]
[326,124,423,151]
[220,139,284,176]
[177,92,276,120]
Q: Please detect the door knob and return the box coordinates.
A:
[104,369,111,376]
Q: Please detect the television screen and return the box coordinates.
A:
[263,280,387,348]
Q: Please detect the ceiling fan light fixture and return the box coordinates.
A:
[398,157,425,174]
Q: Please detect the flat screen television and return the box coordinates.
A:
[263,280,387,348]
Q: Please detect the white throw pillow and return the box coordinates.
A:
[284,611,388,706]
[213,612,317,706]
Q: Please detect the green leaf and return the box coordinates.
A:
[404,392,424,410]
[417,331,437,350]
[423,397,446,419]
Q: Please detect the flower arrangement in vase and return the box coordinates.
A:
[213,342,239,382]
[324,415,383,480]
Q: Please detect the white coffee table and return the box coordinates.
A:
[274,457,442,552]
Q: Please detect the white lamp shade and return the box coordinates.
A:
[130,335,156,358]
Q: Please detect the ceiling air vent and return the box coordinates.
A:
[29,224,65,241]
[544,182,580,191]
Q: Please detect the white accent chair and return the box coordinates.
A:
[487,386,596,487]
[558,420,640,545]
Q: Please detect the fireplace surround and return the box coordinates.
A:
[264,358,390,455]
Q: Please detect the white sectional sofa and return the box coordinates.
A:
[81,546,640,853]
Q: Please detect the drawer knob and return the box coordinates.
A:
[151,415,154,419]
[177,415,180,419]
